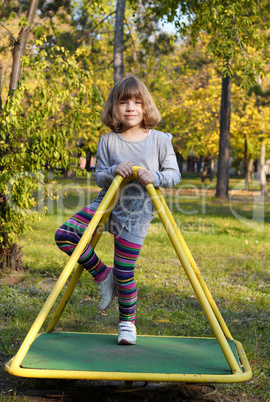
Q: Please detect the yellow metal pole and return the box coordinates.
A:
[46,213,110,333]
[9,175,124,369]
[45,265,84,333]
[156,189,233,340]
[146,184,241,374]
[9,166,241,377]
[46,181,127,333]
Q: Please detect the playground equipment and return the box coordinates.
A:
[5,167,252,383]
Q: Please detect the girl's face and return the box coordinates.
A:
[116,97,144,131]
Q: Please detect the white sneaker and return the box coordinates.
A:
[118,322,137,345]
[98,269,116,310]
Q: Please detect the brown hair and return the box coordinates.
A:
[101,76,161,131]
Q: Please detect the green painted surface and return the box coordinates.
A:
[21,333,240,375]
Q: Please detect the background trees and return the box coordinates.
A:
[141,0,270,197]
[0,2,102,270]
[0,0,269,271]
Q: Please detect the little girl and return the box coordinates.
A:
[55,76,181,345]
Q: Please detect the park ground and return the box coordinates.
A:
[0,174,269,401]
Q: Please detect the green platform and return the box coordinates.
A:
[21,332,239,376]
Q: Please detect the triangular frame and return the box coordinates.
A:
[5,167,252,383]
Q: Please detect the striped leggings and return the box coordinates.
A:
[55,206,141,323]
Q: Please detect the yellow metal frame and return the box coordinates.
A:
[5,167,252,383]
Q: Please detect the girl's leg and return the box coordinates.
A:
[113,233,142,323]
[55,207,109,282]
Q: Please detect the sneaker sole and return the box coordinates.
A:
[118,339,136,345]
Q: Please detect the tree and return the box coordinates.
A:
[130,0,269,197]
[216,75,231,197]
[135,35,220,174]
[114,0,125,83]
[32,0,116,154]
[230,79,270,190]
[250,79,270,195]
[190,1,268,197]
[9,0,39,93]
[0,0,40,271]
[0,2,102,272]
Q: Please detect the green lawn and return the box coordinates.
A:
[0,174,269,401]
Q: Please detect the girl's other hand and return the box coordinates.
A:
[137,169,155,187]
[115,162,134,178]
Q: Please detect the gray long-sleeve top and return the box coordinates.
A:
[91,129,181,244]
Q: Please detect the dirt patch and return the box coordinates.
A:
[0,272,25,286]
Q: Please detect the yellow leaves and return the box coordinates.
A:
[161,111,167,119]
[75,48,85,57]
[36,35,47,46]
[245,108,255,117]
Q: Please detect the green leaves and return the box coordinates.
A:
[0,43,102,252]
[140,0,269,88]
[18,16,31,28]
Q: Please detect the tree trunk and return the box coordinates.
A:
[254,78,268,196]
[1,0,39,273]
[175,151,182,172]
[244,134,249,190]
[0,59,2,110]
[113,0,125,84]
[259,140,268,195]
[247,159,253,190]
[257,103,268,196]
[254,159,259,173]
[209,156,215,182]
[9,0,39,92]
[197,157,202,178]
[201,157,208,183]
[216,75,232,198]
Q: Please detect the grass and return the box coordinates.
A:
[0,173,270,401]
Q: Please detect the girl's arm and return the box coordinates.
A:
[94,137,118,189]
[150,133,181,188]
